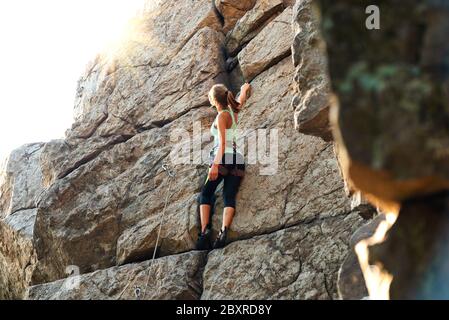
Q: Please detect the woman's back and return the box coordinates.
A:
[210,108,238,154]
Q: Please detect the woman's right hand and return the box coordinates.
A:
[208,164,219,181]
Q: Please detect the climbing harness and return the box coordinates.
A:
[117,163,176,300]
[216,164,245,177]
[208,148,245,178]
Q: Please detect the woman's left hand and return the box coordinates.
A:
[208,164,219,181]
[241,83,251,97]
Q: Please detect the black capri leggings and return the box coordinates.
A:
[199,153,245,209]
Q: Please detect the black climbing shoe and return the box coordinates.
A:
[196,228,212,251]
[213,227,228,249]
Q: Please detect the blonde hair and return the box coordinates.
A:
[208,84,241,113]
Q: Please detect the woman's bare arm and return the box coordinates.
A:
[237,83,251,108]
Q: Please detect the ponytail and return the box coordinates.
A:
[226,90,241,114]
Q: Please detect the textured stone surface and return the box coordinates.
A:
[0,143,45,218]
[30,1,227,285]
[28,251,206,300]
[41,26,226,187]
[70,0,222,143]
[0,220,37,299]
[0,145,42,299]
[202,212,364,299]
[282,0,296,6]
[368,192,449,299]
[226,0,284,56]
[32,23,226,284]
[350,191,377,220]
[4,208,37,239]
[320,0,449,209]
[32,109,214,284]
[291,0,332,141]
[309,0,449,300]
[238,7,293,81]
[214,0,257,33]
[337,214,384,300]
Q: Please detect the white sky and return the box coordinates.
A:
[0,0,145,161]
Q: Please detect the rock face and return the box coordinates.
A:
[317,0,449,299]
[319,0,449,210]
[211,57,354,243]
[226,0,285,56]
[1,0,369,300]
[238,7,293,81]
[215,0,258,33]
[291,0,332,141]
[368,193,449,299]
[0,144,45,299]
[32,6,227,284]
[27,251,206,300]
[203,212,364,300]
[32,110,214,284]
[337,214,384,300]
[0,219,37,299]
[43,27,226,185]
[0,143,45,218]
[4,209,37,239]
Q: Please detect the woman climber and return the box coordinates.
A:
[195,82,252,250]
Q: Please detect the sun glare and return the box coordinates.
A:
[0,0,146,161]
[355,212,398,300]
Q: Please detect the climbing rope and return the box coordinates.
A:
[117,163,176,300]
[140,164,175,300]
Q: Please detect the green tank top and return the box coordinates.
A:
[210,108,238,155]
